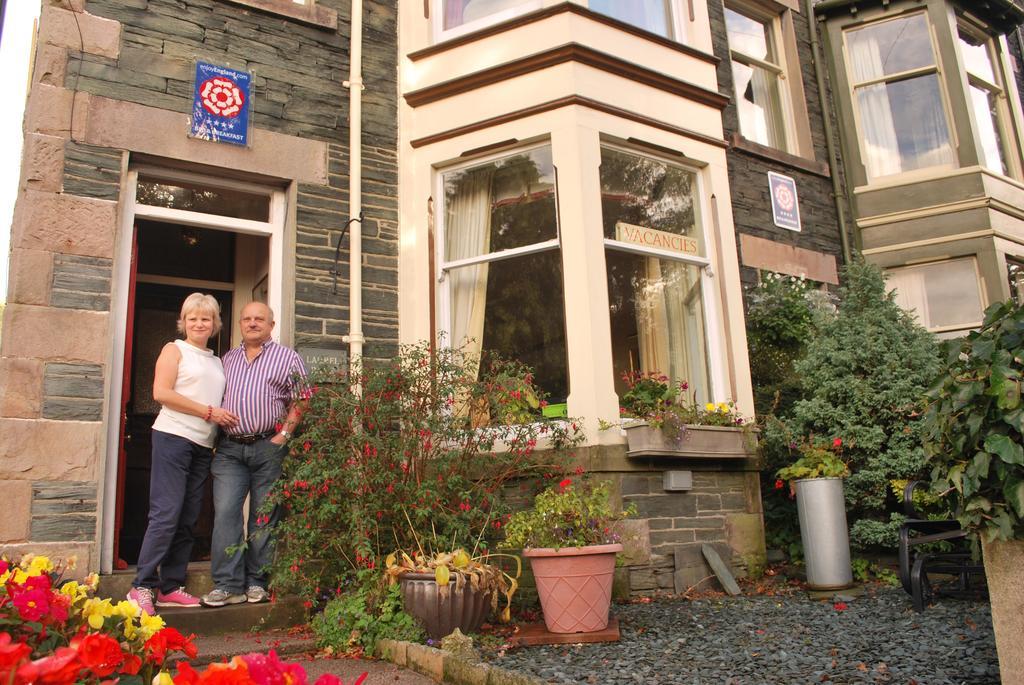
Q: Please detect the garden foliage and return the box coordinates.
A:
[311,570,423,656]
[266,341,582,604]
[923,301,1024,542]
[784,260,940,549]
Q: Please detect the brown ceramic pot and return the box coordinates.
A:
[398,572,493,640]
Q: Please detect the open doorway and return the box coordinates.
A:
[116,220,272,566]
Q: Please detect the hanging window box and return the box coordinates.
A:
[623,422,758,459]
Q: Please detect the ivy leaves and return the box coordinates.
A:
[923,300,1024,541]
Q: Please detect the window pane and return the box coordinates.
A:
[443,147,556,262]
[970,85,1007,175]
[590,0,671,37]
[1008,258,1024,306]
[847,14,935,82]
[599,148,704,257]
[959,32,996,83]
[607,251,710,405]
[731,61,787,149]
[886,259,983,330]
[449,251,568,402]
[443,0,528,29]
[725,8,771,62]
[856,74,954,176]
[136,178,270,221]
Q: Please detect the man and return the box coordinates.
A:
[202,302,306,607]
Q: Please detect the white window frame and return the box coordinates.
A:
[885,256,986,336]
[100,167,287,574]
[434,141,562,352]
[957,19,1022,180]
[724,1,794,152]
[598,141,725,403]
[842,10,958,182]
[432,0,689,44]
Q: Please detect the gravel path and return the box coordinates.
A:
[482,587,998,684]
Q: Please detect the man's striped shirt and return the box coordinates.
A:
[222,340,307,435]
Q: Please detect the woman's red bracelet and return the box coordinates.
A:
[205,405,213,422]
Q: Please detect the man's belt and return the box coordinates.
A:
[224,430,276,445]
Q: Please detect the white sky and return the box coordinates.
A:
[0,3,40,301]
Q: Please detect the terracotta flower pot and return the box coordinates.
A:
[523,543,622,633]
[398,572,493,640]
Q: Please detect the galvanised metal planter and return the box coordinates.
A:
[795,477,853,590]
[623,422,757,459]
[523,543,621,633]
[398,572,493,640]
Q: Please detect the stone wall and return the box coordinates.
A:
[0,0,399,565]
[708,0,846,292]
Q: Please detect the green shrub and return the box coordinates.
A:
[784,260,941,550]
[500,479,635,550]
[923,301,1024,541]
[311,570,424,655]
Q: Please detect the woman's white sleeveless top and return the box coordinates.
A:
[151,339,226,448]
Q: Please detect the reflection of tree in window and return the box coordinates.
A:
[136,178,269,221]
[1008,259,1024,305]
[599,148,697,241]
[442,148,567,403]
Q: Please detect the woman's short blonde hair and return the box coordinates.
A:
[177,292,223,336]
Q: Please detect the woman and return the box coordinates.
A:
[128,293,239,615]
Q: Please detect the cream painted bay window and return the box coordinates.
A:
[440,145,568,402]
[959,24,1012,176]
[439,0,540,33]
[725,4,789,150]
[886,258,984,335]
[845,13,955,179]
[600,146,712,404]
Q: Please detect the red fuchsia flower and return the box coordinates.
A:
[574,465,585,476]
[0,632,32,681]
[72,632,125,677]
[303,441,312,452]
[17,647,82,685]
[833,601,848,611]
[559,478,572,491]
[833,438,842,448]
[774,479,784,490]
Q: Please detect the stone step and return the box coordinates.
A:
[159,597,307,636]
[170,628,318,667]
[97,562,214,600]
[96,563,307,636]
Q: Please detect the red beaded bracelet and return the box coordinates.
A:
[204,405,213,422]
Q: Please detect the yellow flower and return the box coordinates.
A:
[83,573,99,591]
[123,617,138,641]
[152,671,174,685]
[23,555,53,577]
[116,600,140,619]
[82,598,116,630]
[717,402,729,413]
[704,403,716,413]
[60,581,89,604]
[138,612,165,640]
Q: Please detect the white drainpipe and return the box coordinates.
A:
[343,0,365,379]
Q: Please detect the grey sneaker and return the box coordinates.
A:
[246,585,269,603]
[201,588,246,607]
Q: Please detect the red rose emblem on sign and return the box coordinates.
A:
[199,76,245,118]
[774,184,795,212]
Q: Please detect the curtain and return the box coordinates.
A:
[849,34,902,177]
[636,258,671,378]
[887,268,931,328]
[446,168,493,368]
[750,66,784,149]
[444,0,465,29]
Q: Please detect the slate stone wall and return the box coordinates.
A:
[74,0,400,359]
[708,0,847,292]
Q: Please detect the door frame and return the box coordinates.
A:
[99,167,287,573]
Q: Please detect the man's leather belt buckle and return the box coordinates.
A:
[227,430,275,445]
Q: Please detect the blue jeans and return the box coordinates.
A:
[210,438,286,593]
[133,430,212,593]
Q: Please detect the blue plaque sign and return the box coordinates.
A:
[190,62,252,146]
[768,172,801,232]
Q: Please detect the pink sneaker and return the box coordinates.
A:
[128,586,155,616]
[156,587,200,607]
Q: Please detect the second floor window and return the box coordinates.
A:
[845,13,954,179]
[590,0,673,38]
[725,5,788,150]
[959,25,1010,176]
[441,0,538,31]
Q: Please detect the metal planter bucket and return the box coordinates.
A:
[795,477,853,590]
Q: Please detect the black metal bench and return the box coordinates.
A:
[897,480,986,612]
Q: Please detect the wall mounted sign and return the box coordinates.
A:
[768,172,801,232]
[615,222,700,255]
[190,61,252,146]
[298,346,348,374]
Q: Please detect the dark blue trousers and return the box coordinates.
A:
[132,430,212,593]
